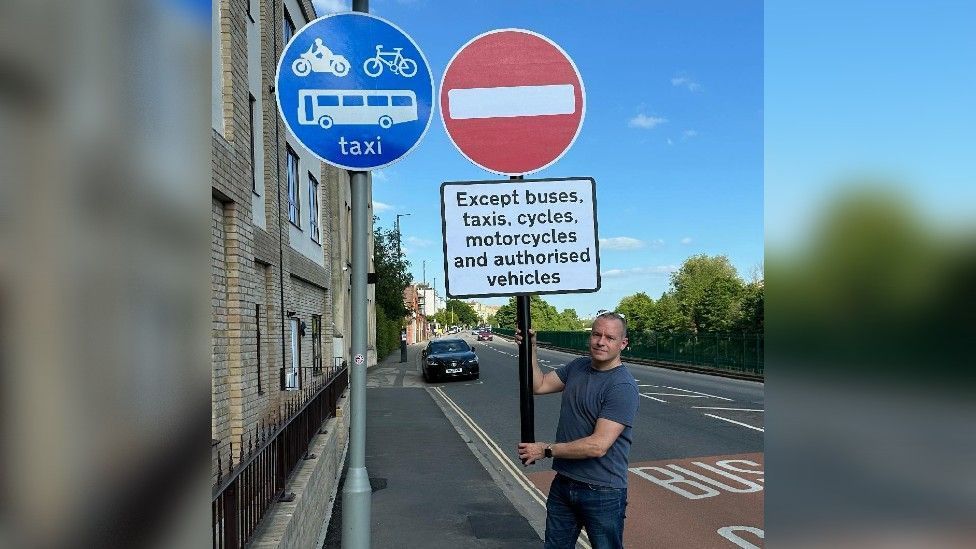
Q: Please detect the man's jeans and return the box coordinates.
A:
[544,474,627,549]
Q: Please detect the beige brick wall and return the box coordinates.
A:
[212,0,368,482]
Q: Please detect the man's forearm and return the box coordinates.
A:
[551,436,608,459]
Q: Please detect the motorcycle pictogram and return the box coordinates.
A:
[292,38,350,77]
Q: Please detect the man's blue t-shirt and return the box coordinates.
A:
[552,357,639,489]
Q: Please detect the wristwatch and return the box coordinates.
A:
[544,444,553,459]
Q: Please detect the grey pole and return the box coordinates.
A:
[342,169,371,549]
[342,6,370,549]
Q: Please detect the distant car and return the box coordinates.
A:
[422,338,479,382]
[471,329,480,336]
[477,331,492,341]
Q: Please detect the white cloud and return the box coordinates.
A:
[406,236,433,247]
[628,113,667,129]
[372,170,389,182]
[667,138,674,146]
[601,265,678,279]
[373,201,394,213]
[671,75,702,92]
[680,237,693,245]
[600,237,644,250]
[650,238,665,248]
[312,0,348,14]
[682,129,698,139]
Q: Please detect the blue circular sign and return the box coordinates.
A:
[275,13,434,170]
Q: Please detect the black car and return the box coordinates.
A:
[422,338,479,382]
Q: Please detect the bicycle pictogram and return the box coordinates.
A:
[363,45,418,78]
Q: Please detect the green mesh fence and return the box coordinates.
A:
[492,328,763,375]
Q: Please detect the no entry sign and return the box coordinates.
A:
[439,29,585,176]
[441,177,600,298]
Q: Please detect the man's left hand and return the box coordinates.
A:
[517,442,546,465]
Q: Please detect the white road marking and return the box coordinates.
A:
[703,413,764,432]
[662,386,733,401]
[637,384,659,387]
[639,394,668,403]
[641,393,712,398]
[692,407,764,412]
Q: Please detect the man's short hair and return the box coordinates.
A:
[593,311,627,338]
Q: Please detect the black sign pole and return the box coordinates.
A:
[512,175,535,463]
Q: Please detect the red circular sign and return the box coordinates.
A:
[440,29,585,176]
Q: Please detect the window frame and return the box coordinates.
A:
[308,172,320,243]
[286,145,300,227]
[249,93,259,195]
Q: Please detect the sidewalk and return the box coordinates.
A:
[323,343,541,548]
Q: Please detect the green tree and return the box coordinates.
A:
[738,281,764,333]
[670,255,745,333]
[615,292,656,333]
[652,291,687,332]
[444,299,479,326]
[494,299,517,329]
[491,296,582,331]
[557,308,588,331]
[372,219,412,358]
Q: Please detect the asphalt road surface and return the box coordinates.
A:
[422,333,764,548]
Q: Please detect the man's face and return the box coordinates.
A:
[589,317,628,364]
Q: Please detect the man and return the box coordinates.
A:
[516,311,639,549]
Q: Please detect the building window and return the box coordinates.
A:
[287,146,299,226]
[312,315,322,376]
[308,173,320,243]
[249,93,259,195]
[255,304,263,394]
[283,9,295,46]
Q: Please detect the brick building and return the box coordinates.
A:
[211,0,376,545]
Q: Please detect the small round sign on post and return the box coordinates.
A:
[440,29,585,176]
[276,13,435,170]
[354,354,365,365]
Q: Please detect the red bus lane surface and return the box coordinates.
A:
[527,452,764,548]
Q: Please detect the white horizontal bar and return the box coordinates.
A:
[448,84,576,120]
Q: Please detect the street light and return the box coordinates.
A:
[395,213,411,257]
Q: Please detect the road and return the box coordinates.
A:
[377,333,764,548]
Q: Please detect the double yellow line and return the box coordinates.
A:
[430,386,592,549]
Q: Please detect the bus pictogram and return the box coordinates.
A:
[297,89,418,129]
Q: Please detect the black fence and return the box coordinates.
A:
[212,365,348,548]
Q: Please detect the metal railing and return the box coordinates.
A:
[212,365,348,548]
[494,328,763,375]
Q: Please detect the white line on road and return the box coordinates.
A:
[692,407,764,412]
[637,384,659,387]
[641,393,712,398]
[703,413,764,432]
[639,394,668,403]
[662,386,734,401]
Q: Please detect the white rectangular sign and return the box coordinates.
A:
[441,177,600,298]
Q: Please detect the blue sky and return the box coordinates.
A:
[313,0,763,317]
[765,1,976,246]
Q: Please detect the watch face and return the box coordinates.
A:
[545,446,552,458]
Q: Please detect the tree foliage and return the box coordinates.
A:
[373,220,412,358]
[670,255,746,333]
[615,292,655,333]
[614,254,763,334]
[492,295,587,331]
